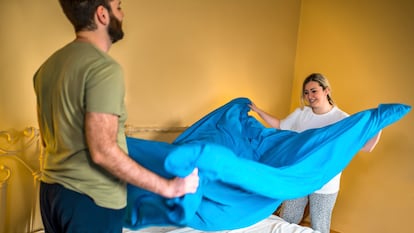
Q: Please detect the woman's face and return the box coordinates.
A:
[303,81,330,109]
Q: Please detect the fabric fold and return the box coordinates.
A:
[124,97,410,231]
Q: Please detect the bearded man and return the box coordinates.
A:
[33,1,199,232]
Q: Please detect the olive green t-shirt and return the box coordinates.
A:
[33,41,128,209]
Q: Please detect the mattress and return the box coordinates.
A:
[122,215,319,233]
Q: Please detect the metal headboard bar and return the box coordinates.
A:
[0,125,187,232]
[0,127,43,233]
[124,125,188,134]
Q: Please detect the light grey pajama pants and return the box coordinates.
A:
[279,192,338,233]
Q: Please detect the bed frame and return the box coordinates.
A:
[0,126,329,233]
[0,125,187,233]
[0,127,43,233]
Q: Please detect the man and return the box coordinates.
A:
[33,1,199,232]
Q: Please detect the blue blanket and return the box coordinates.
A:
[124,97,411,231]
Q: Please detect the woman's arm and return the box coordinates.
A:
[249,102,281,129]
[360,131,382,152]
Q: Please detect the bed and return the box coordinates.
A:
[0,126,320,233]
[122,98,409,231]
[123,124,321,233]
[1,97,409,233]
[122,215,318,233]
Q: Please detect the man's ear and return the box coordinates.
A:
[96,5,109,26]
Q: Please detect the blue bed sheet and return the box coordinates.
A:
[124,97,410,231]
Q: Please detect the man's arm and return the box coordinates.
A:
[85,112,199,198]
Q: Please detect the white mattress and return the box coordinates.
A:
[123,215,320,233]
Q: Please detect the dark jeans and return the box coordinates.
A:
[40,182,126,233]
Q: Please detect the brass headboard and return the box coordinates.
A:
[0,125,188,233]
[125,125,188,143]
[0,127,43,233]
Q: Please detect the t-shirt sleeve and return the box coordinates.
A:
[280,108,301,130]
[85,61,125,116]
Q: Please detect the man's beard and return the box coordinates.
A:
[108,13,124,43]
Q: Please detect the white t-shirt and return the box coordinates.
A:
[280,106,348,194]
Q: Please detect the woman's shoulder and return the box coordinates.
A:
[284,107,314,121]
[298,106,314,115]
[331,106,349,118]
[285,107,307,117]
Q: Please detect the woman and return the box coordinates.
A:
[249,73,381,233]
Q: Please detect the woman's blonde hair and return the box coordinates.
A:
[300,73,334,108]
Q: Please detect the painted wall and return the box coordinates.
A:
[294,1,414,232]
[0,0,300,130]
[0,0,301,232]
[4,1,412,233]
[119,0,301,127]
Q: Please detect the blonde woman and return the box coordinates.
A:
[249,73,381,233]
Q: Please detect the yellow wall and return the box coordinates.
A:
[1,1,412,233]
[294,1,414,232]
[0,0,300,130]
[0,0,301,232]
[117,0,301,126]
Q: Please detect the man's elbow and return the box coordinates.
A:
[89,149,107,166]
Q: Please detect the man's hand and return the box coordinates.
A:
[166,168,199,198]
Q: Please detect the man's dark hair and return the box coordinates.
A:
[58,0,112,32]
